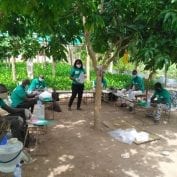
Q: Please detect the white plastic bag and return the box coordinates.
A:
[38,91,52,101]
[108,128,137,144]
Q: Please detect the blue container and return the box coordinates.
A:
[0,136,7,145]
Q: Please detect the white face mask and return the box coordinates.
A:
[132,74,137,78]
[0,92,8,99]
[39,78,44,82]
[76,64,81,68]
[25,85,29,90]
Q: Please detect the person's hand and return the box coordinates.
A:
[35,94,39,99]
[25,109,32,120]
[151,102,157,107]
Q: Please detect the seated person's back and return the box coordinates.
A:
[11,79,37,112]
[131,70,144,92]
[28,75,46,92]
[94,77,107,89]
[151,82,171,106]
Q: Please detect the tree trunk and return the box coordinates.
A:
[109,61,113,73]
[42,50,47,68]
[86,48,90,81]
[83,16,103,130]
[11,56,16,81]
[5,58,10,68]
[51,56,56,78]
[26,59,34,79]
[67,45,73,65]
[164,65,168,87]
[148,70,155,80]
[94,72,102,129]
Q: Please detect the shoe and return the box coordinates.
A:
[120,103,127,107]
[68,107,71,111]
[77,108,82,111]
[145,113,154,118]
[128,106,133,112]
[21,150,34,164]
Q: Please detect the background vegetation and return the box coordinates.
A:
[0,62,158,91]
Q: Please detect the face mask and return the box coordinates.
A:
[156,88,161,92]
[39,78,44,82]
[76,64,81,68]
[25,85,29,90]
[0,92,8,99]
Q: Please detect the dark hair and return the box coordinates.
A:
[154,82,162,90]
[73,59,83,69]
[39,75,44,79]
[0,84,8,93]
[22,79,30,86]
[132,70,137,75]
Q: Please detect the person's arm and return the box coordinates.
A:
[27,92,37,98]
[70,68,76,81]
[28,79,36,92]
[151,92,156,103]
[2,103,25,114]
[16,89,36,101]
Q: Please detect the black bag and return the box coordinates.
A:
[52,90,59,101]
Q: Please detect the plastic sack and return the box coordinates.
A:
[108,128,137,144]
[135,132,149,142]
[39,91,52,101]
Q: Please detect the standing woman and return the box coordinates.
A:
[68,59,86,111]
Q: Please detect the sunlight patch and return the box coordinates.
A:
[48,164,74,177]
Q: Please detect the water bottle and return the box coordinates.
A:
[37,99,45,119]
[36,100,42,119]
[147,97,151,108]
[13,163,22,177]
[37,99,42,106]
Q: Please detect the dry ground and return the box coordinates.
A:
[2,101,177,177]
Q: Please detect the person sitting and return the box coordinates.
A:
[148,82,171,123]
[118,70,145,111]
[11,79,37,113]
[28,75,46,93]
[129,69,145,99]
[0,84,31,144]
[93,75,107,89]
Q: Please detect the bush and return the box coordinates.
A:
[0,62,153,91]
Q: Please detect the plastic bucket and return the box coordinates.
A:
[0,138,23,173]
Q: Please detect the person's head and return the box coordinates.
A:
[39,75,44,82]
[74,59,83,69]
[154,82,163,92]
[22,79,30,88]
[0,84,8,99]
[132,70,138,78]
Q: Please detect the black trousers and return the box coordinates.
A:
[17,99,37,113]
[68,84,84,109]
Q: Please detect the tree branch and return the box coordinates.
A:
[82,16,97,70]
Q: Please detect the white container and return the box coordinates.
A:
[32,104,45,119]
[0,139,23,173]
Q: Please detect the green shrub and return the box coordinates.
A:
[0,62,154,91]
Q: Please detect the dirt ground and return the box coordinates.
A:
[5,100,177,177]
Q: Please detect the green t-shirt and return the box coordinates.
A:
[10,85,27,107]
[70,67,86,85]
[0,99,5,108]
[153,88,171,106]
[132,76,145,92]
[28,78,46,92]
[94,78,107,89]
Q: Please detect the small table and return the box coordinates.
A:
[102,90,112,102]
